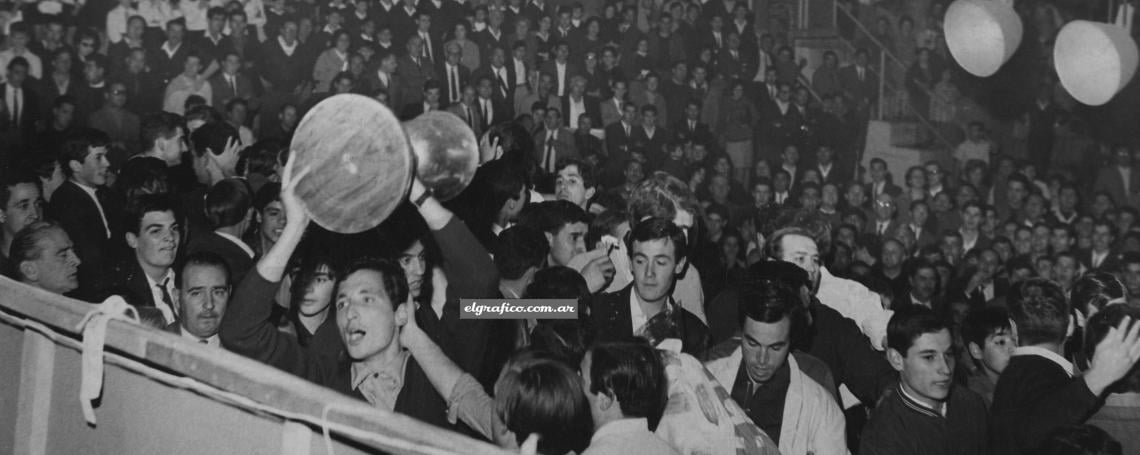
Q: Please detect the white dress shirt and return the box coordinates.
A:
[1014,346,1075,377]
[180,329,222,347]
[145,268,179,325]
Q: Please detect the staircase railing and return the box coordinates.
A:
[832,1,956,152]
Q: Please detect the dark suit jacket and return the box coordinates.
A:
[559,94,601,128]
[149,41,191,85]
[395,55,438,109]
[673,119,712,145]
[474,28,509,58]
[539,60,582,97]
[0,84,39,143]
[533,127,579,168]
[474,96,509,131]
[437,62,471,106]
[190,32,234,67]
[592,285,710,357]
[1079,248,1123,272]
[360,69,401,106]
[1094,165,1140,209]
[47,181,122,300]
[258,39,307,93]
[208,72,257,108]
[839,64,878,106]
[185,230,254,284]
[473,65,516,105]
[989,354,1100,455]
[632,125,671,163]
[116,70,164,116]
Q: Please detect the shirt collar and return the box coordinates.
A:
[590,418,650,445]
[1014,345,1075,377]
[180,328,221,347]
[350,350,410,407]
[214,230,256,258]
[897,382,947,418]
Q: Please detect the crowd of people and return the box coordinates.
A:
[2,0,1140,454]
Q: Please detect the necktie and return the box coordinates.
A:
[450,66,459,103]
[482,100,490,127]
[715,33,721,48]
[228,75,237,96]
[95,188,112,238]
[199,339,208,344]
[12,88,19,127]
[544,133,556,172]
[624,124,629,137]
[465,105,473,127]
[422,33,433,62]
[498,70,508,97]
[689,121,695,132]
[158,277,176,319]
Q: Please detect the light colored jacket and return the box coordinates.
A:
[706,349,850,455]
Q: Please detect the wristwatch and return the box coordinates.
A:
[412,187,433,207]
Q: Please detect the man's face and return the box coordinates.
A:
[556,45,569,61]
[1006,181,1027,207]
[621,105,637,124]
[128,210,180,272]
[299,265,336,317]
[548,222,588,266]
[168,24,185,43]
[1124,263,1140,295]
[477,79,493,98]
[179,264,230,338]
[260,200,286,245]
[631,238,681,303]
[910,268,938,301]
[882,241,905,268]
[108,83,128,108]
[425,88,441,105]
[962,206,980,230]
[1025,195,1045,220]
[1,183,43,237]
[7,64,27,87]
[73,146,110,187]
[799,188,821,211]
[1054,257,1078,286]
[752,183,772,206]
[845,184,866,207]
[1093,225,1114,252]
[741,316,791,383]
[972,329,1014,375]
[706,212,726,238]
[1050,228,1073,253]
[398,240,427,298]
[642,110,657,127]
[890,329,954,407]
[156,128,186,165]
[555,165,595,209]
[870,162,887,181]
[26,228,80,294]
[874,194,895,220]
[79,59,102,83]
[336,270,405,360]
[1116,147,1133,167]
[544,110,561,129]
[773,172,790,192]
[779,234,820,292]
[941,236,964,261]
[461,86,477,105]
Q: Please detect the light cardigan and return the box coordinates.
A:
[706,348,850,455]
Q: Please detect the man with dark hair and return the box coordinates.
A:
[223,164,493,429]
[98,194,182,325]
[705,278,847,455]
[190,121,242,186]
[535,106,579,181]
[592,217,708,355]
[962,306,1014,406]
[2,56,40,146]
[170,251,231,347]
[186,179,255,283]
[0,169,43,262]
[581,341,680,455]
[990,278,1140,454]
[396,35,439,111]
[209,51,255,108]
[153,18,192,85]
[1082,220,1123,271]
[47,128,119,299]
[1085,305,1140,453]
[861,307,988,454]
[494,225,549,301]
[894,259,940,311]
[8,221,80,295]
[554,158,595,210]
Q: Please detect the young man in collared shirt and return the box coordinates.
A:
[990,278,1140,454]
[581,342,680,455]
[861,307,987,455]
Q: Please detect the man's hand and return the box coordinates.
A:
[279,151,311,231]
[1085,316,1140,396]
[571,249,615,293]
[399,303,431,352]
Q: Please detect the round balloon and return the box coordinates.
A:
[1054,20,1140,106]
[944,0,1023,77]
[289,94,414,234]
[404,111,480,201]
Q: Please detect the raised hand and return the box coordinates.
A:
[1085,316,1140,396]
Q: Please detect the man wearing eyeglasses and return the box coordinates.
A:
[88,80,140,153]
[168,251,232,348]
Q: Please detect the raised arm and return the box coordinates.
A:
[220,158,334,383]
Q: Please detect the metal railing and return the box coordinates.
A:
[832,1,956,151]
